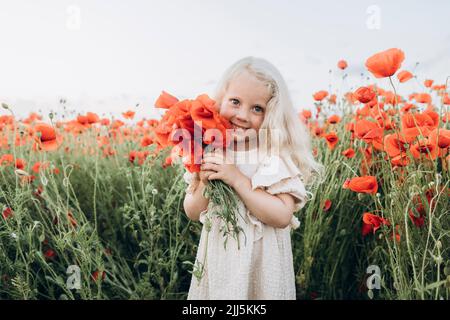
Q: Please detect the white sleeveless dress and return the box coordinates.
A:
[183,147,310,300]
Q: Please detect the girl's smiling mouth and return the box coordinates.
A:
[231,123,249,130]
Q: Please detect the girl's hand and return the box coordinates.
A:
[201,150,244,188]
[198,168,214,185]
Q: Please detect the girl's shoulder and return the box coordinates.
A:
[252,152,312,212]
[252,152,302,188]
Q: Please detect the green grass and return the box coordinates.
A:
[0,105,449,300]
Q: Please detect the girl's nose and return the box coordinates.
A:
[236,108,250,122]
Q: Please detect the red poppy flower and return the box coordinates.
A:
[328,94,337,105]
[86,112,100,124]
[409,206,426,228]
[401,103,416,113]
[128,150,149,165]
[313,126,324,137]
[354,120,384,148]
[391,225,401,243]
[345,92,359,105]
[2,207,13,220]
[91,270,106,282]
[443,94,450,105]
[111,120,125,130]
[342,148,355,158]
[44,249,56,260]
[424,79,434,88]
[147,119,159,127]
[23,112,42,124]
[337,60,348,70]
[155,91,179,109]
[354,87,376,104]
[32,161,50,174]
[410,138,439,160]
[382,91,403,105]
[0,154,14,166]
[415,93,432,104]
[365,48,405,78]
[299,109,312,121]
[343,176,378,194]
[190,95,220,130]
[67,211,77,228]
[33,123,63,151]
[322,132,339,150]
[313,90,328,102]
[362,212,390,236]
[155,92,233,173]
[327,115,341,124]
[76,115,89,125]
[162,155,173,169]
[408,189,437,228]
[140,135,154,147]
[428,128,450,149]
[15,158,26,170]
[154,120,173,149]
[384,133,410,158]
[323,199,332,211]
[397,70,413,83]
[169,100,195,134]
[122,110,135,120]
[182,140,204,173]
[400,112,438,140]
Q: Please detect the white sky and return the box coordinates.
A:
[0,0,449,120]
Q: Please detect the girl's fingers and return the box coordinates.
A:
[200,170,213,178]
[201,163,220,172]
[200,170,215,182]
[200,171,212,180]
[207,172,220,180]
[202,155,223,165]
[203,154,233,165]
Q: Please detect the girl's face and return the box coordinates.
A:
[219,71,272,147]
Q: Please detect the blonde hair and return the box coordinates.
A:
[213,56,325,187]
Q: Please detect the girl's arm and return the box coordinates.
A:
[183,178,209,221]
[202,151,296,229]
[231,174,296,229]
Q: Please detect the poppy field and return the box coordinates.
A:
[0,48,449,300]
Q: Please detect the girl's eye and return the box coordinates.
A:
[253,106,264,113]
[230,98,239,106]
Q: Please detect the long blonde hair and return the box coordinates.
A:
[213,56,325,187]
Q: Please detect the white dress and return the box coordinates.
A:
[183,147,311,300]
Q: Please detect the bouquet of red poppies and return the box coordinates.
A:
[153,91,244,248]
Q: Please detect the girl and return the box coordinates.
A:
[183,56,324,300]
